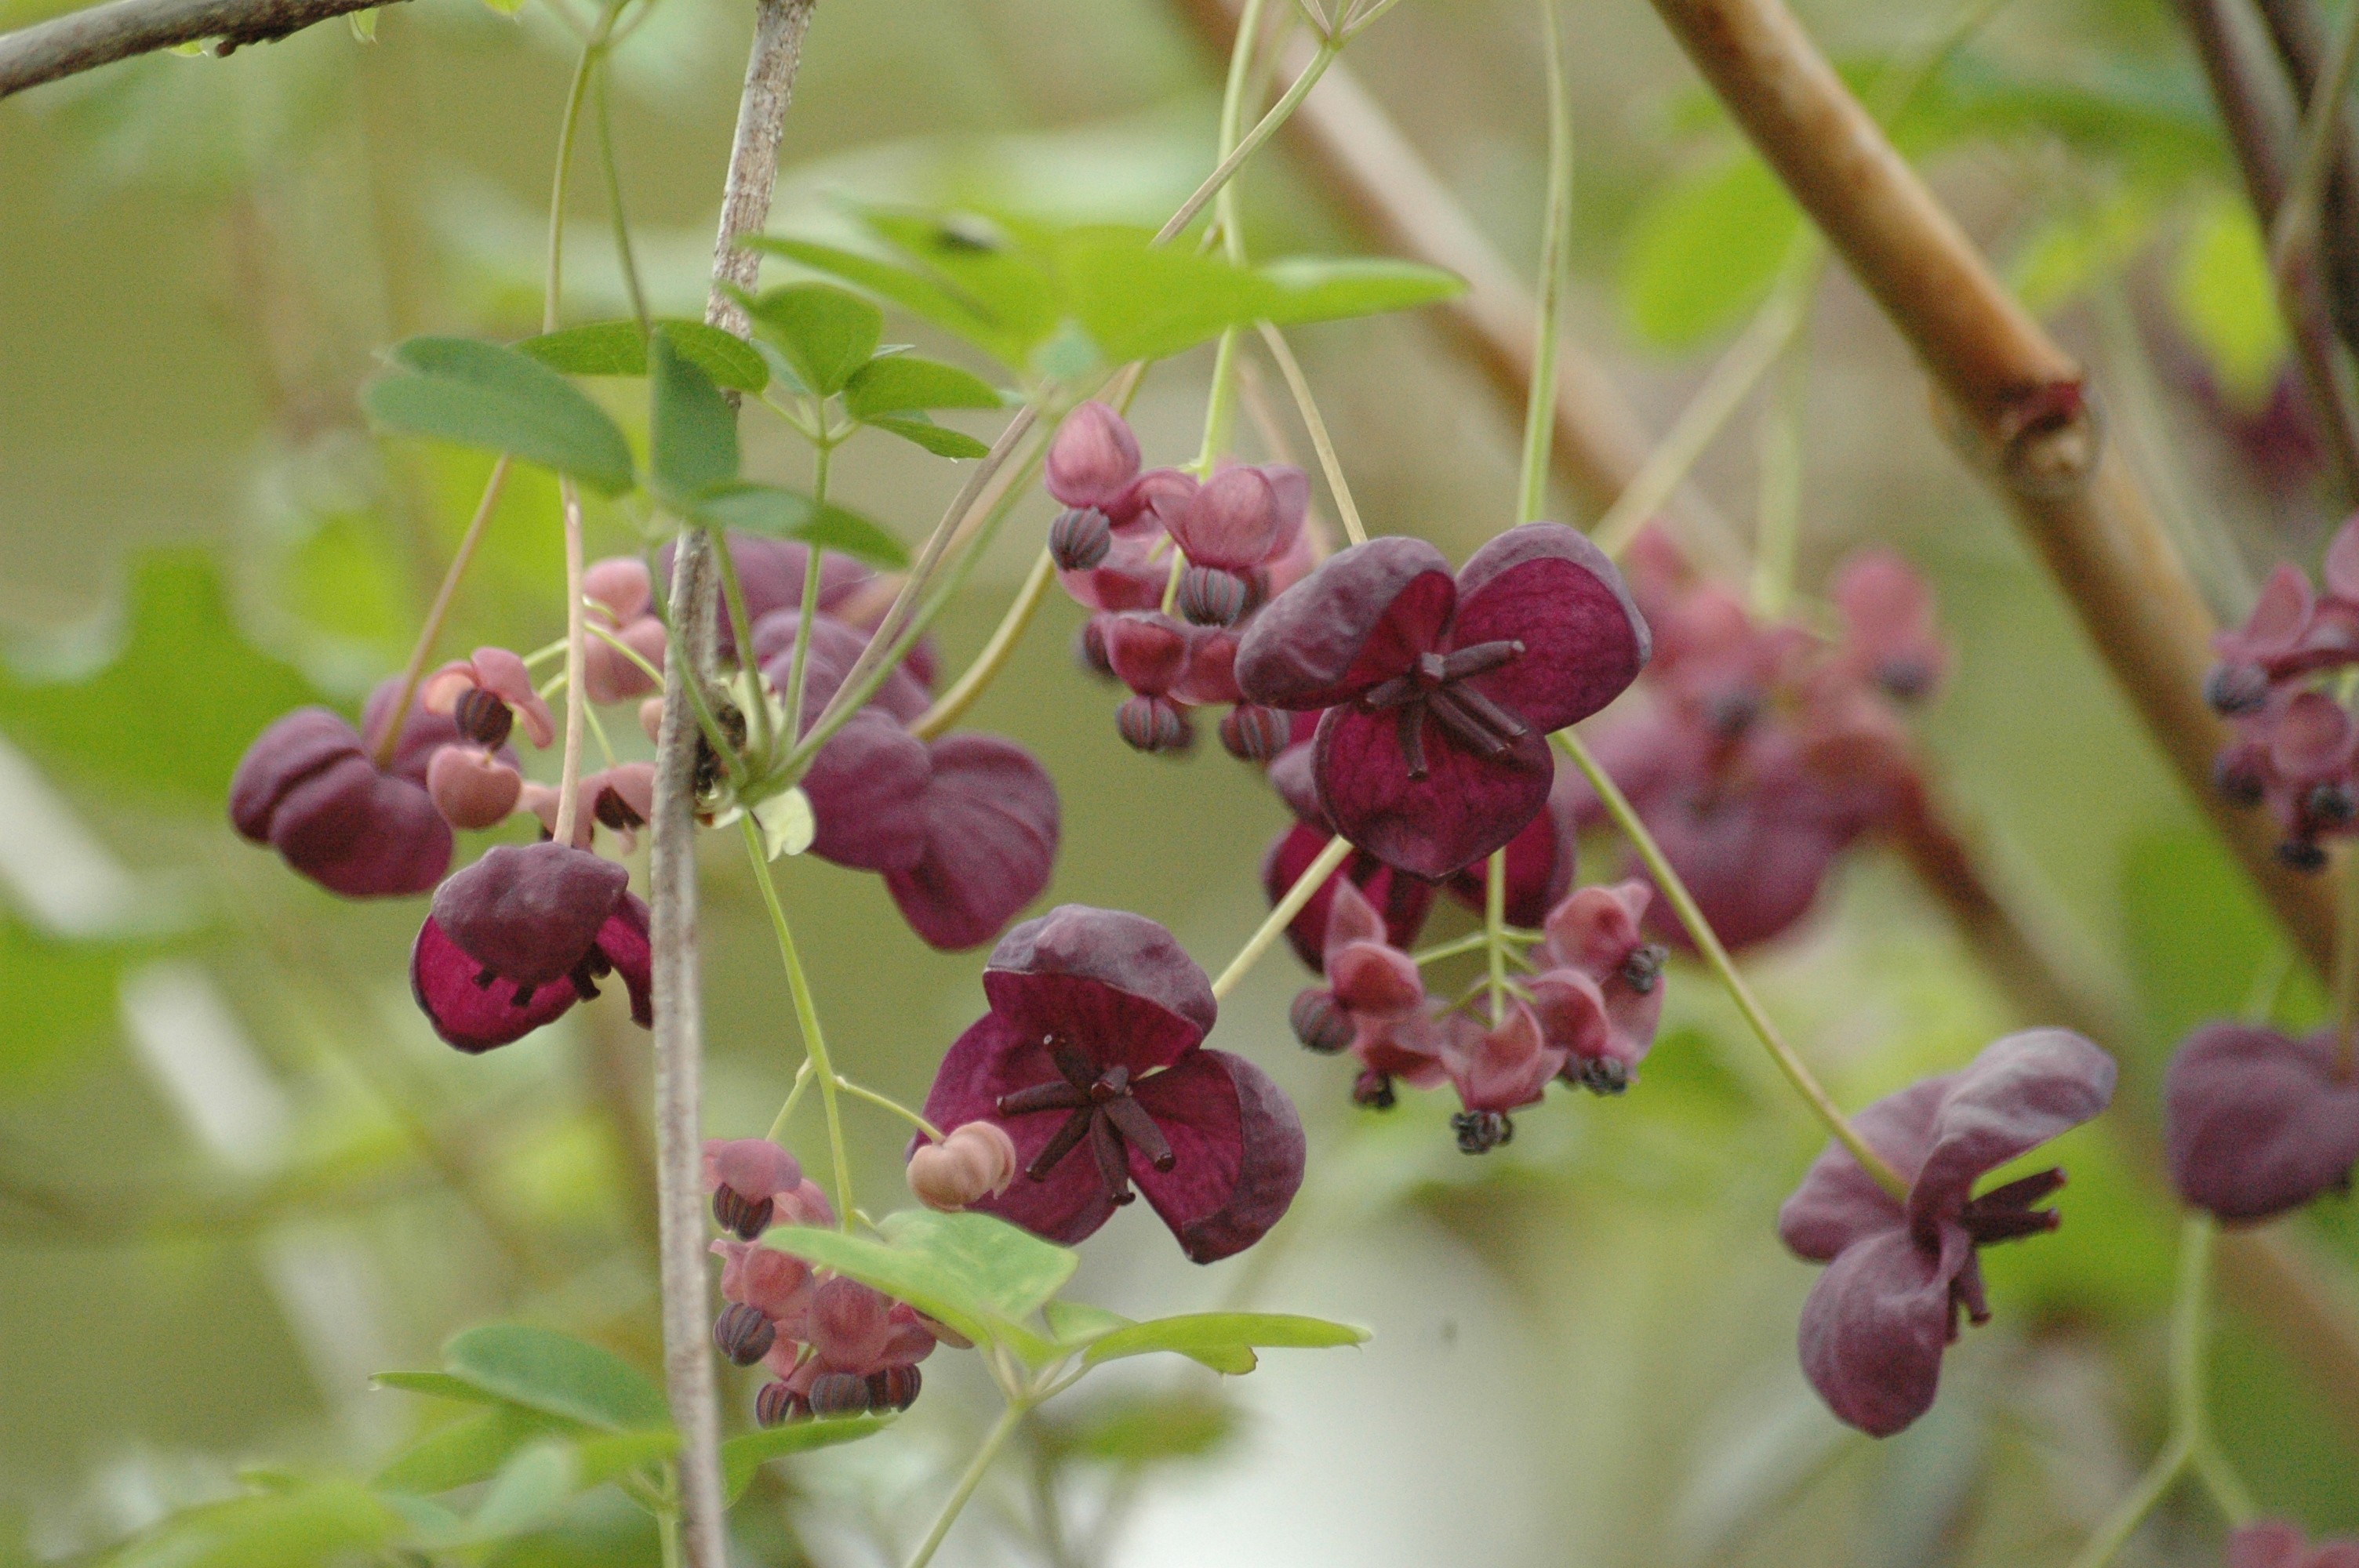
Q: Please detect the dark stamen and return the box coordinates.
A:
[998,1080,1089,1115]
[1025,1107,1096,1182]
[1101,1095,1175,1170]
[1090,1111,1133,1203]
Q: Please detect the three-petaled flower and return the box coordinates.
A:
[916,905,1304,1261]
[1235,525,1649,879]
[1776,1029,2115,1436]
[2165,1022,2359,1223]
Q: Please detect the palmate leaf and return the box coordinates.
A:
[648,332,741,504]
[376,1405,569,1496]
[722,1417,896,1502]
[362,337,635,495]
[437,1325,670,1432]
[845,354,1005,419]
[762,1210,1077,1359]
[865,412,992,459]
[740,283,885,396]
[516,318,769,391]
[103,1480,401,1568]
[682,484,909,568]
[1081,1312,1369,1369]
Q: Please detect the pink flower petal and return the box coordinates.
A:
[980,905,1212,1073]
[1796,1225,1966,1437]
[1449,523,1651,735]
[1234,536,1458,709]
[885,734,1058,951]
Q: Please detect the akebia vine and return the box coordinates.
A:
[3,0,2350,1555]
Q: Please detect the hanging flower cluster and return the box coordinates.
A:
[1047,401,1319,758]
[2205,517,2359,869]
[703,1139,959,1422]
[1564,528,1948,951]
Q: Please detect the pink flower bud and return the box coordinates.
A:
[639,698,665,745]
[907,1121,1020,1210]
[426,746,524,830]
[423,649,556,749]
[584,557,652,623]
[1045,401,1142,510]
[585,616,667,704]
[808,1276,892,1368]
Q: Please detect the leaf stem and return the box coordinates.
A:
[553,482,591,848]
[1212,834,1354,1000]
[1514,0,1572,525]
[913,548,1058,740]
[1554,728,1909,1198]
[740,814,854,1230]
[780,440,834,748]
[836,1076,944,1142]
[1485,849,1509,1025]
[1749,306,1812,618]
[906,1402,1028,1568]
[765,1058,816,1143]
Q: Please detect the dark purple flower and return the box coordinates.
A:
[1262,820,1438,971]
[1776,1029,2115,1436]
[230,677,467,898]
[409,842,653,1052]
[916,906,1304,1262]
[1234,526,1650,879]
[2230,1520,2359,1568]
[753,611,1060,952]
[662,534,936,684]
[2165,1022,2359,1223]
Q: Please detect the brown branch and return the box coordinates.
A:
[649,2,816,1561]
[1169,0,1743,567]
[1641,0,2337,977]
[0,0,403,98]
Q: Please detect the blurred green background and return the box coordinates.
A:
[4,0,2357,1562]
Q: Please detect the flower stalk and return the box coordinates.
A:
[1514,0,1572,527]
[1212,833,1355,1000]
[739,814,856,1230]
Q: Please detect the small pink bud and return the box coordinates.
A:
[584,557,652,623]
[585,616,667,704]
[1045,401,1142,509]
[808,1276,892,1367]
[426,746,523,830]
[907,1122,1018,1210]
[639,698,665,745]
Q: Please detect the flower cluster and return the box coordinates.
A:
[1776,1029,2114,1435]
[914,906,1306,1262]
[1287,875,1667,1149]
[703,1139,957,1422]
[2205,517,2359,868]
[2164,1022,2359,1223]
[2230,1520,2359,1568]
[1047,401,1318,759]
[1564,529,1946,951]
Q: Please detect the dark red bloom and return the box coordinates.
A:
[230,677,466,898]
[1234,526,1649,879]
[916,906,1304,1261]
[2230,1520,2359,1568]
[1262,820,1438,971]
[409,842,652,1052]
[753,610,1059,951]
[1776,1029,2114,1436]
[2165,1022,2359,1223]
[662,534,936,684]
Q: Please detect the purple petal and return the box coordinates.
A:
[1634,786,1847,953]
[359,677,470,784]
[1441,1004,1565,1112]
[1132,1048,1306,1263]
[1260,822,1436,971]
[1314,704,1554,879]
[411,914,580,1052]
[1797,1226,1966,1436]
[429,842,627,988]
[1167,466,1285,570]
[661,536,878,661]
[597,894,654,1028]
[1777,1079,1949,1261]
[265,752,455,898]
[981,904,1212,1074]
[231,709,365,840]
[2228,1523,2315,1568]
[1443,765,1578,926]
[2165,1023,2359,1223]
[754,611,931,728]
[1234,537,1457,710]
[707,1138,804,1199]
[918,1012,1117,1246]
[1907,1029,2115,1233]
[885,734,1059,951]
[1449,523,1650,734]
[803,713,932,873]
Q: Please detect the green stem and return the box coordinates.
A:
[765,1059,816,1144]
[2169,1214,2215,1435]
[739,815,854,1230]
[1212,834,1354,1000]
[2063,1436,2192,1568]
[369,456,513,768]
[2193,1440,2258,1526]
[1749,311,1812,619]
[837,1076,945,1142]
[906,1403,1028,1568]
[1256,321,1366,546]
[1514,0,1572,525]
[1154,38,1339,245]
[595,65,651,337]
[1485,849,1508,1025]
[912,548,1058,739]
[1411,930,1530,966]
[780,441,834,748]
[1554,730,1910,1198]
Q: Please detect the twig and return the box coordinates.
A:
[1639,0,2339,976]
[647,2,817,1561]
[0,0,405,98]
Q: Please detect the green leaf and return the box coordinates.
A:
[682,485,909,568]
[741,284,885,397]
[1251,256,1467,326]
[721,1417,896,1502]
[845,354,1003,418]
[1034,1391,1240,1468]
[648,333,740,503]
[762,1210,1078,1356]
[103,1481,399,1568]
[514,319,767,392]
[2172,190,2290,403]
[377,1406,568,1495]
[364,337,636,495]
[1081,1312,1371,1370]
[1619,155,1800,348]
[374,1370,504,1404]
[855,208,1066,351]
[864,412,992,459]
[441,1326,670,1433]
[0,550,326,804]
[459,1442,578,1544]
[1042,1299,1132,1346]
[749,239,1036,371]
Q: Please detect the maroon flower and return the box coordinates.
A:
[753,610,1060,952]
[916,906,1304,1261]
[2165,1022,2359,1223]
[1303,879,1450,1109]
[1776,1029,2115,1436]
[1262,820,1438,971]
[704,1137,834,1239]
[409,842,653,1052]
[661,534,936,684]
[420,647,554,750]
[230,677,465,898]
[1234,526,1649,879]
[2229,1521,2359,1568]
[1525,879,1667,1093]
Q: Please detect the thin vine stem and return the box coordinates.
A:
[765,1059,815,1144]
[780,439,835,748]
[1516,0,1573,524]
[1212,834,1355,1000]
[1554,729,1910,1198]
[913,548,1058,739]
[368,455,512,767]
[738,815,855,1231]
[1188,0,1270,483]
[1485,849,1509,1025]
[1154,38,1340,245]
[1749,306,1812,618]
[1256,321,1367,545]
[2271,0,2359,285]
[836,1076,944,1142]
[906,1402,1028,1568]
